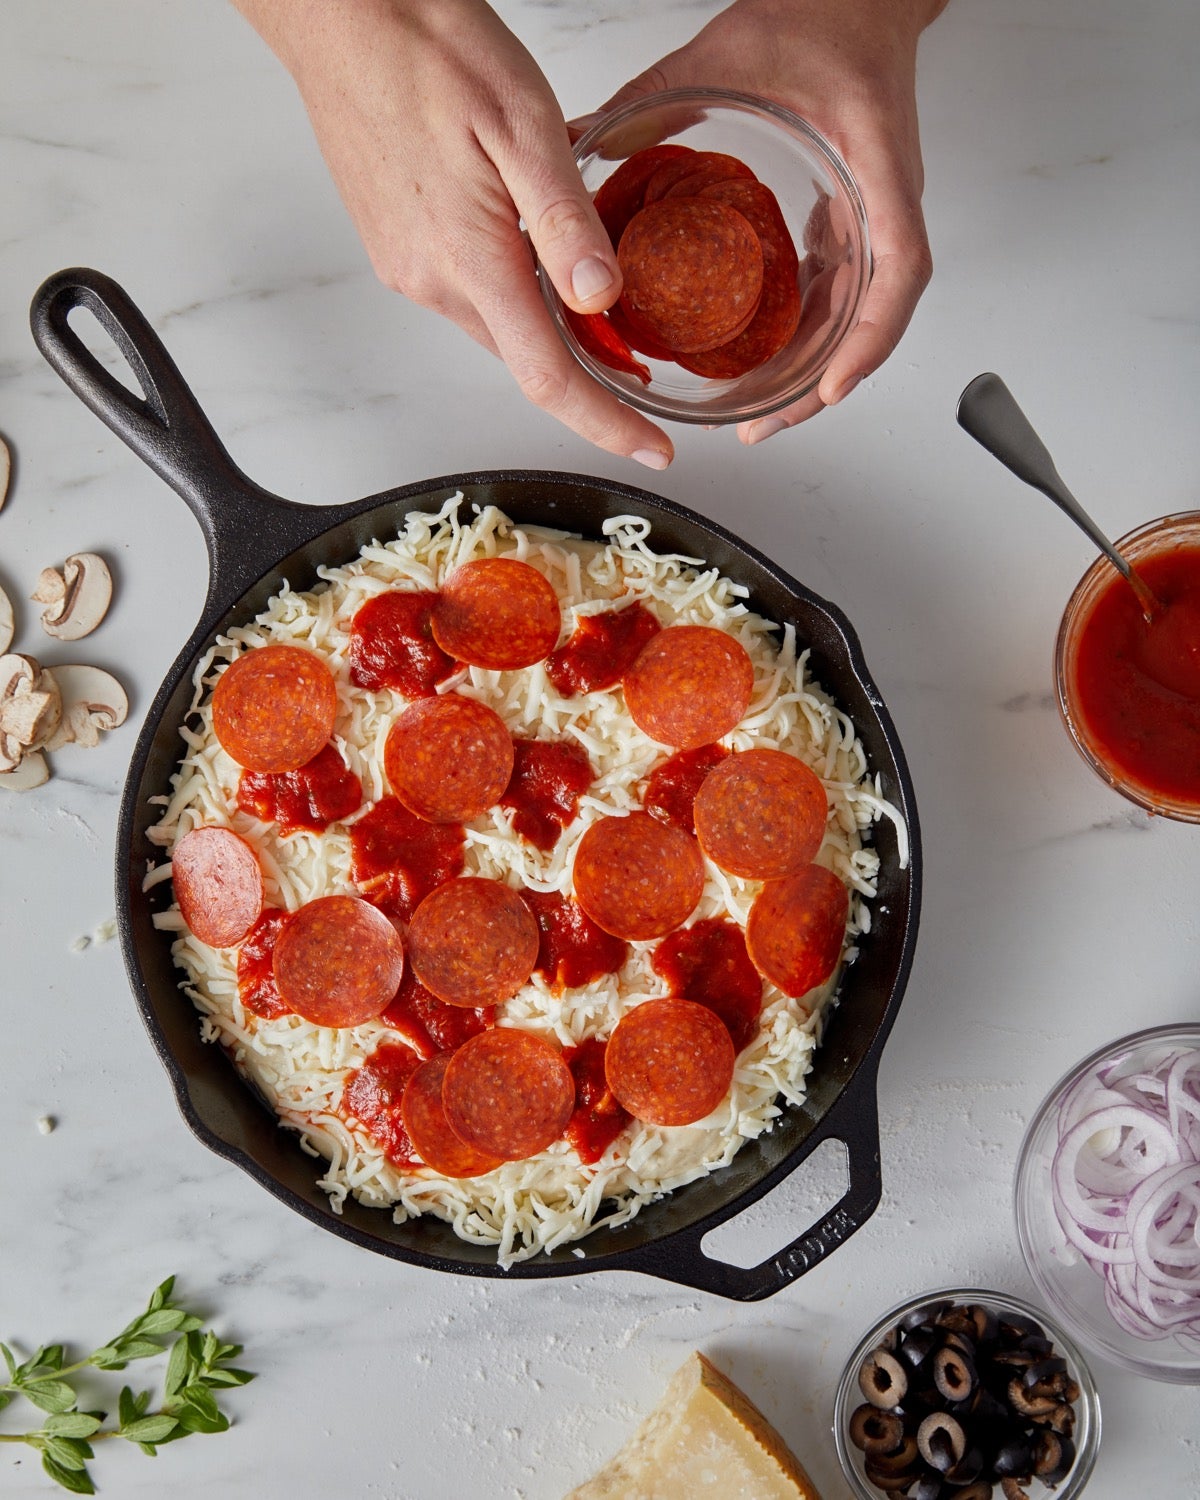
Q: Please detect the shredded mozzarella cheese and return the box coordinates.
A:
[147,497,905,1265]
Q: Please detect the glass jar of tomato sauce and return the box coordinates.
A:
[1056,511,1200,821]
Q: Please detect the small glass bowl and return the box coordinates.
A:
[834,1287,1100,1500]
[539,88,871,425]
[1054,511,1200,822]
[1015,1023,1200,1384]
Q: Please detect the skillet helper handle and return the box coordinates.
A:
[625,1071,883,1301]
[29,267,315,606]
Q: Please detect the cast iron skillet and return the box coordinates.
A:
[30,267,921,1301]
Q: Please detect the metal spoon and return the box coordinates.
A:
[956,372,1160,619]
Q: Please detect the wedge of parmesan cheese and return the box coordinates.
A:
[565,1351,822,1500]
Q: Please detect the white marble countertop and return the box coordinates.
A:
[2,1,1197,1495]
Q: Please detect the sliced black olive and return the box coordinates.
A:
[944,1445,984,1486]
[942,1329,978,1359]
[904,1302,951,1333]
[866,1434,920,1477]
[953,1481,995,1500]
[848,1404,906,1455]
[1017,1333,1053,1358]
[899,1325,941,1370]
[1043,1401,1076,1437]
[969,1387,1009,1425]
[999,1478,1031,1500]
[1006,1377,1058,1419]
[1022,1355,1066,1389]
[991,1435,1034,1478]
[966,1304,999,1346]
[991,1348,1038,1370]
[933,1345,977,1402]
[917,1412,966,1473]
[1034,1431,1076,1485]
[863,1461,918,1493]
[909,1474,945,1500]
[997,1311,1045,1342]
[859,1348,909,1408]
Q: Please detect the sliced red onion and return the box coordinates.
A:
[1048,1041,1200,1348]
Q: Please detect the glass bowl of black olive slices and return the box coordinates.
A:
[833,1289,1101,1500]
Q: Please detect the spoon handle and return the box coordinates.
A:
[956,372,1135,584]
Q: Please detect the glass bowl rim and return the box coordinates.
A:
[833,1284,1101,1500]
[540,87,872,425]
[1013,1020,1200,1384]
[1054,509,1200,822]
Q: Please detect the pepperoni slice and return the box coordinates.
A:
[211,644,338,773]
[236,741,362,836]
[573,811,703,941]
[341,1039,422,1169]
[651,918,763,1053]
[693,748,827,879]
[643,743,729,834]
[745,864,849,1000]
[401,1054,504,1178]
[172,826,264,948]
[545,600,661,697]
[350,795,464,923]
[678,179,802,379]
[383,695,513,824]
[562,306,651,385]
[605,998,735,1126]
[273,894,406,1028]
[348,589,458,697]
[643,150,757,203]
[617,199,764,355]
[500,737,593,851]
[564,1038,631,1165]
[407,878,539,1008]
[524,889,628,992]
[592,143,695,242]
[236,907,292,1020]
[622,625,754,750]
[431,558,561,670]
[442,1028,575,1160]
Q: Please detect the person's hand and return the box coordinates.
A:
[584,0,948,445]
[232,0,675,469]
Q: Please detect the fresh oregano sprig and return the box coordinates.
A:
[0,1276,255,1493]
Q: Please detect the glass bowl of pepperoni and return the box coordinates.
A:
[540,88,871,425]
[1054,511,1200,820]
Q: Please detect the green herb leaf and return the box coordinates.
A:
[40,1453,95,1495]
[44,1437,89,1472]
[163,1338,191,1399]
[110,1339,168,1363]
[132,1309,189,1337]
[1,1341,17,1380]
[202,1367,256,1388]
[43,1413,102,1439]
[147,1277,175,1312]
[120,1415,178,1445]
[87,1346,125,1371]
[117,1386,138,1428]
[22,1380,78,1415]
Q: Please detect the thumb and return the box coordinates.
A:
[508,129,622,316]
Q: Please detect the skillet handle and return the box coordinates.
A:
[617,1068,883,1302]
[29,266,325,610]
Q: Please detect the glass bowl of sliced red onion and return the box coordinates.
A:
[1015,1023,1200,1383]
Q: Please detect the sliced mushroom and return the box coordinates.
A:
[42,665,128,751]
[32,552,113,641]
[0,584,13,654]
[0,749,49,791]
[0,653,62,770]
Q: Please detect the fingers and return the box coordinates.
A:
[504,123,622,317]
[470,238,674,469]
